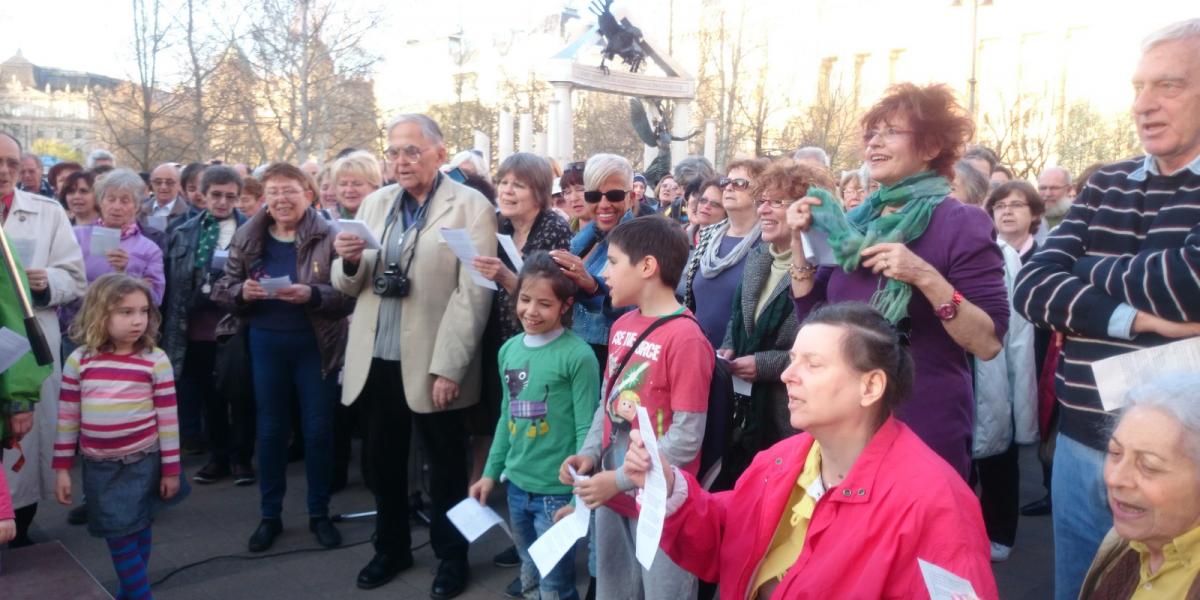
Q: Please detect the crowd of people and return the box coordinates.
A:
[0,16,1198,600]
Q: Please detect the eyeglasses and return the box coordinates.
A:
[1037,184,1068,193]
[584,189,627,204]
[753,197,793,209]
[264,187,306,199]
[151,178,178,187]
[566,162,585,172]
[719,177,751,190]
[993,200,1029,211]
[862,127,915,144]
[384,144,433,162]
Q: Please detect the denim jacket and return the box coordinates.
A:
[568,211,634,346]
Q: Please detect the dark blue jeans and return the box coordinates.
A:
[248,327,337,519]
[508,483,578,600]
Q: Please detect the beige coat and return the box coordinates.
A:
[332,179,496,413]
[2,189,86,508]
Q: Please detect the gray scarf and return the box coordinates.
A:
[699,219,762,279]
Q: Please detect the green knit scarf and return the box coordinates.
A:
[809,171,950,322]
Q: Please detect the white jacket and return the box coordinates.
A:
[972,241,1038,459]
[2,189,86,507]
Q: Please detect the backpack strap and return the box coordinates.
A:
[605,312,689,399]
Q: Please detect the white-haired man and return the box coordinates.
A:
[1014,18,1200,600]
[333,114,495,597]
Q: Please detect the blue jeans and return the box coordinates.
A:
[248,327,337,519]
[508,483,579,600]
[1051,433,1112,600]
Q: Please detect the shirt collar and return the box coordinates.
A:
[1128,152,1200,181]
[1130,523,1200,571]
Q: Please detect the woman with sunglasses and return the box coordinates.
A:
[549,153,636,368]
[681,158,768,349]
[786,83,1010,480]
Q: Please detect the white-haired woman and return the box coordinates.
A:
[333,151,382,219]
[548,153,635,368]
[1080,374,1200,598]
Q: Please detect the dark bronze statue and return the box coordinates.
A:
[590,0,646,74]
[629,98,699,187]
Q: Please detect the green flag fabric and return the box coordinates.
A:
[0,228,52,442]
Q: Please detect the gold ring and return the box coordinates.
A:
[570,264,577,272]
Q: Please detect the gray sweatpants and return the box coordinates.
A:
[594,504,698,600]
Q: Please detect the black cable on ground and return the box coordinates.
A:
[149,539,432,588]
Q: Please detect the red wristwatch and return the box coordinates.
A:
[935,290,963,321]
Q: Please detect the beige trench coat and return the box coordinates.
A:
[332,179,496,413]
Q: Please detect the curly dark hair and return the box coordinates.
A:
[861,83,975,179]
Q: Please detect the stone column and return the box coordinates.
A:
[498,110,514,163]
[533,132,547,156]
[670,99,692,169]
[554,83,574,163]
[518,113,533,153]
[703,119,716,166]
[473,130,490,172]
[547,99,560,163]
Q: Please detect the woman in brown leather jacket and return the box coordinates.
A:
[211,162,354,554]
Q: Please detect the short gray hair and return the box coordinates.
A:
[1142,18,1200,53]
[792,146,831,168]
[1119,373,1200,462]
[94,168,146,203]
[954,160,990,206]
[86,149,115,169]
[386,113,444,146]
[673,156,715,188]
[584,153,633,192]
[449,150,487,176]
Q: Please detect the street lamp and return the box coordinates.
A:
[953,0,993,116]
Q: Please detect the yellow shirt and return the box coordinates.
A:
[750,442,825,599]
[1129,524,1200,599]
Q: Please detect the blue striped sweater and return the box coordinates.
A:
[1013,157,1200,450]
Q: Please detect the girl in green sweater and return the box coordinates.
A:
[469,252,600,600]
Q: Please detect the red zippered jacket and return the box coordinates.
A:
[659,417,999,599]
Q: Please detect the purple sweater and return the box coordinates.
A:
[792,199,1009,478]
[60,224,166,331]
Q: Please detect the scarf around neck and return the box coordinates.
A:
[809,171,950,322]
[699,219,762,279]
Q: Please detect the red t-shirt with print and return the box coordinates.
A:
[601,308,714,476]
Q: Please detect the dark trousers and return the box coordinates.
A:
[364,358,468,560]
[248,327,337,519]
[182,341,255,466]
[974,441,1020,546]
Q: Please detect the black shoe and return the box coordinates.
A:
[309,517,342,548]
[247,518,282,552]
[66,503,89,525]
[193,461,231,484]
[356,552,414,590]
[1020,494,1052,517]
[503,576,525,599]
[430,559,469,599]
[493,545,520,568]
[232,463,256,486]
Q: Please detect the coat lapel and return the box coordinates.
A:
[741,247,768,335]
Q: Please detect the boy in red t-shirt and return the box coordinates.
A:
[560,217,713,599]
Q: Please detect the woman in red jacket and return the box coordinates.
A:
[624,302,998,599]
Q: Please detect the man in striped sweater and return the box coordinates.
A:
[1013,18,1200,600]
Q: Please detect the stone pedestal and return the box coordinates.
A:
[518,114,533,153]
[554,83,574,163]
[498,110,514,163]
[671,99,692,168]
[704,119,717,166]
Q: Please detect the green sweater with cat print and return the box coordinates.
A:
[483,329,600,495]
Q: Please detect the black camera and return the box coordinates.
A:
[373,263,410,297]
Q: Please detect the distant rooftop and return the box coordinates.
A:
[1,50,122,93]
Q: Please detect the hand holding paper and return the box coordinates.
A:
[440,228,498,290]
[634,405,669,570]
[257,275,293,297]
[335,219,381,250]
[446,497,510,543]
[528,467,592,577]
[90,227,122,255]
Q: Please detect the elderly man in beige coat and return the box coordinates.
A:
[332,114,496,597]
[0,132,86,547]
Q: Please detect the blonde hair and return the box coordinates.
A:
[332,150,383,189]
[69,273,160,354]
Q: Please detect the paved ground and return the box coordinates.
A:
[19,444,1054,599]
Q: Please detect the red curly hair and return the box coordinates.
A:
[860,83,974,179]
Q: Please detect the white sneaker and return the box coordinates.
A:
[990,542,1012,562]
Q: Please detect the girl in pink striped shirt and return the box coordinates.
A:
[53,273,183,600]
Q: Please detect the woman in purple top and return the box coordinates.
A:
[684,158,768,348]
[784,83,1009,478]
[61,169,166,331]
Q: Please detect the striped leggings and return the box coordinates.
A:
[105,526,153,600]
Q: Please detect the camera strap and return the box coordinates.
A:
[381,174,442,279]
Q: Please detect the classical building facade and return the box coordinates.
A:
[0,50,120,156]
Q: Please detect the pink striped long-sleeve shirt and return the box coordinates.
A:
[52,347,180,477]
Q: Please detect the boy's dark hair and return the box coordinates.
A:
[200,165,244,195]
[180,162,208,190]
[607,216,690,290]
[512,251,577,327]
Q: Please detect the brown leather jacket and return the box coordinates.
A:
[211,207,353,376]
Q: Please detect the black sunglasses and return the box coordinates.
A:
[584,189,628,204]
[566,162,586,172]
[719,177,752,190]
